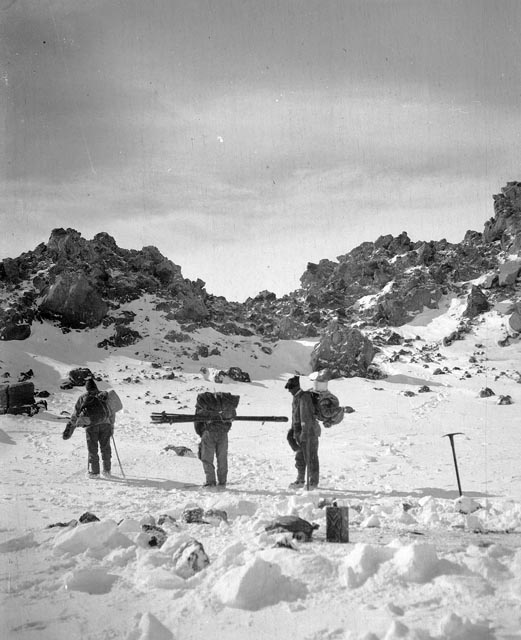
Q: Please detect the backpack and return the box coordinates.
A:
[81,392,111,426]
[310,390,344,427]
[106,389,123,414]
[195,392,240,434]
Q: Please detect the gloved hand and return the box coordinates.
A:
[62,422,74,440]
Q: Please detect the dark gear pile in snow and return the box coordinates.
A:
[265,515,319,542]
[0,381,37,415]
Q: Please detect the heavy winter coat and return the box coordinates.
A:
[71,390,113,428]
[291,389,321,441]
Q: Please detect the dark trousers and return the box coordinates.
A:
[295,435,319,486]
[86,423,112,474]
[200,430,228,485]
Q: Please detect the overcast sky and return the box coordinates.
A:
[1,0,520,301]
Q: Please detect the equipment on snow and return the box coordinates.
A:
[326,505,349,543]
[0,381,40,416]
[265,515,319,542]
[151,412,288,424]
[443,432,464,496]
[310,390,344,427]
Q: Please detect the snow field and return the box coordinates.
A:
[1,304,521,639]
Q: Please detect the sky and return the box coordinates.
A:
[1,0,520,301]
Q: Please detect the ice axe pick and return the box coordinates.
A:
[443,432,464,496]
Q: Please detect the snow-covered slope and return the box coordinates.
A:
[1,302,521,640]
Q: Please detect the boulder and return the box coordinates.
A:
[0,321,31,341]
[274,316,309,340]
[174,297,209,322]
[376,298,408,326]
[226,367,251,383]
[387,231,413,254]
[311,323,374,378]
[417,242,435,265]
[67,368,94,386]
[509,310,521,333]
[47,228,91,262]
[172,539,210,579]
[498,261,521,287]
[463,286,489,318]
[1,258,21,282]
[39,272,108,328]
[164,330,191,343]
[139,524,168,548]
[300,259,337,293]
[98,325,142,348]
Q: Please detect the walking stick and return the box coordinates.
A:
[306,435,311,491]
[443,432,464,496]
[111,435,126,478]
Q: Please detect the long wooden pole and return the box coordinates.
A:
[151,413,288,424]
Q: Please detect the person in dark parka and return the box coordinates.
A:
[285,375,321,488]
[68,378,113,479]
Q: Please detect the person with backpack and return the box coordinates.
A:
[194,391,240,489]
[66,377,114,479]
[285,375,321,489]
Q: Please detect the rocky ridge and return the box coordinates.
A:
[1,182,521,378]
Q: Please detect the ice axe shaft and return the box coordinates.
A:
[306,436,311,491]
[112,435,125,478]
[443,432,464,496]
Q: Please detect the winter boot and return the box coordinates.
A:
[289,477,305,488]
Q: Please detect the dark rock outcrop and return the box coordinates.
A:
[40,271,108,328]
[1,180,520,389]
[464,286,489,318]
[0,320,31,341]
[498,261,521,287]
[98,325,142,349]
[484,182,521,251]
[310,323,374,378]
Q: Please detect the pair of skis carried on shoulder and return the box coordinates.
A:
[150,412,288,425]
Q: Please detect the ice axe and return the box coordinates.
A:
[443,432,464,496]
[111,435,126,478]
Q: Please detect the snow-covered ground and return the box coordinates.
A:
[1,300,521,640]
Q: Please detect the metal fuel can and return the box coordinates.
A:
[326,505,349,543]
